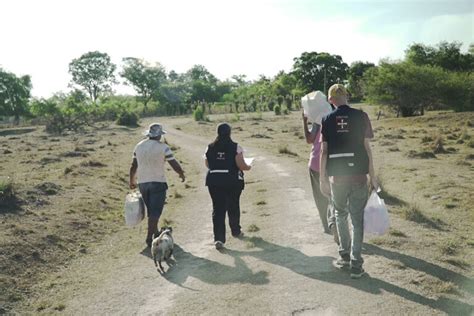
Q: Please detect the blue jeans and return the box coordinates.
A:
[330,181,369,269]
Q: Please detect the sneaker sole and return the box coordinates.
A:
[332,260,350,269]
[350,271,365,279]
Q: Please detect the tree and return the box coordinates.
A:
[69,51,116,102]
[0,68,32,123]
[405,41,474,72]
[121,57,167,110]
[363,61,444,117]
[347,61,375,101]
[185,65,219,111]
[292,52,348,94]
[158,82,191,115]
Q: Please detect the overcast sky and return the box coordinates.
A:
[1,0,472,97]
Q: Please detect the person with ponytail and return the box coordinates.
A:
[204,123,251,250]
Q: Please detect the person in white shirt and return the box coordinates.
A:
[129,123,185,248]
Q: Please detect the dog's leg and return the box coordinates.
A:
[153,255,158,267]
[159,260,165,272]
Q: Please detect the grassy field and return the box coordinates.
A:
[0,104,473,313]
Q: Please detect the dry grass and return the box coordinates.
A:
[247,224,260,232]
[278,145,297,156]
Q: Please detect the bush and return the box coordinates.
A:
[0,178,15,203]
[193,106,207,121]
[116,111,139,127]
[274,105,281,115]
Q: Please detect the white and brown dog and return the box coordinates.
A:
[151,227,174,272]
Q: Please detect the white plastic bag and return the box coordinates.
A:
[364,191,390,235]
[124,191,145,227]
[301,91,332,124]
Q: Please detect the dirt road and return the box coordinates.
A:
[22,117,472,315]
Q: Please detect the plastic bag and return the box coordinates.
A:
[364,191,390,235]
[124,191,145,227]
[301,91,332,124]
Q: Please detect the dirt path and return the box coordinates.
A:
[22,117,472,315]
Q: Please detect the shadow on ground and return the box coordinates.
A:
[229,237,473,316]
[0,128,36,137]
[141,244,270,289]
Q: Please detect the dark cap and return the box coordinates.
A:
[217,123,231,136]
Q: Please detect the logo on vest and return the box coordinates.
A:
[336,116,349,133]
[217,152,226,160]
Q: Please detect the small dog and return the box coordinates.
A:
[151,227,174,272]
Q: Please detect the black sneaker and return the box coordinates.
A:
[350,267,365,279]
[214,241,224,250]
[232,232,245,239]
[334,256,350,268]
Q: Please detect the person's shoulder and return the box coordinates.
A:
[135,138,148,147]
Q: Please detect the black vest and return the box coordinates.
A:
[205,141,244,188]
[323,105,369,176]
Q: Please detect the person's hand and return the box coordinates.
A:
[320,177,331,198]
[370,175,379,192]
[129,182,137,190]
[302,108,308,122]
[179,172,185,182]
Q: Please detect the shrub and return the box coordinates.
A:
[432,135,445,153]
[116,111,139,127]
[274,105,281,115]
[193,106,206,121]
[0,178,15,203]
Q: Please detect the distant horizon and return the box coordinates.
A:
[1,0,472,98]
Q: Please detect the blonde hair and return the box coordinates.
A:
[328,84,348,99]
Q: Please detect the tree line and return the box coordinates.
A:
[1,41,472,131]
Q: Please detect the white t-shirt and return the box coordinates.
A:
[133,139,174,183]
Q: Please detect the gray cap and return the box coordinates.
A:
[143,123,167,137]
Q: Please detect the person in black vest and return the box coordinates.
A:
[320,84,378,279]
[205,123,252,250]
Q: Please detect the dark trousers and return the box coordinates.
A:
[208,185,243,243]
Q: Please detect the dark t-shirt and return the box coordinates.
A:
[321,106,374,184]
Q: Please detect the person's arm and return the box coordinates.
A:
[168,159,185,182]
[362,112,378,191]
[319,141,331,197]
[129,158,138,189]
[235,153,251,171]
[302,111,317,144]
[364,139,378,191]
